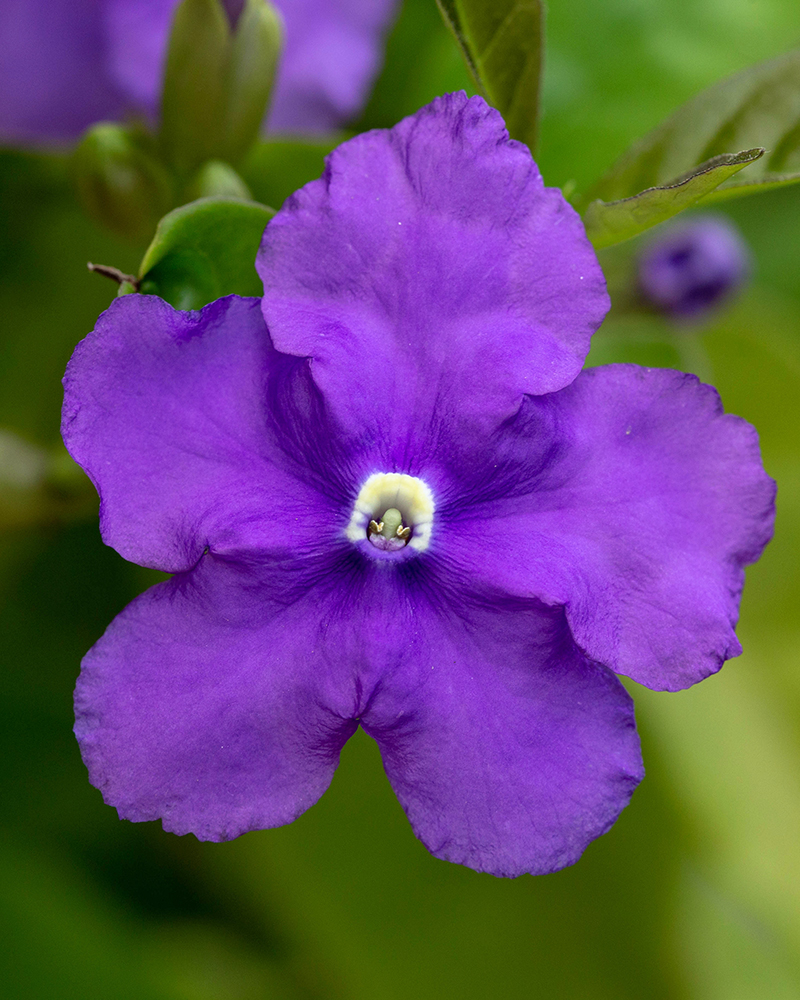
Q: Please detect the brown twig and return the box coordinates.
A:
[87,262,140,290]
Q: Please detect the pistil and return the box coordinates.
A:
[346,472,435,554]
[368,507,412,550]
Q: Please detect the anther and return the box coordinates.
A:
[347,472,435,553]
[367,507,411,551]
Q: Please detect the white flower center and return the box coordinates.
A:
[346,473,435,552]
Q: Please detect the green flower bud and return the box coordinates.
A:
[73,124,173,243]
[183,160,253,202]
[223,0,283,164]
[160,0,283,176]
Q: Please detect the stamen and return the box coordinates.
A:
[367,508,410,551]
[347,473,435,554]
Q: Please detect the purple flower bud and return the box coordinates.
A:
[637,215,751,322]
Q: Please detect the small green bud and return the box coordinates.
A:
[160,0,231,176]
[73,124,173,242]
[183,160,253,202]
[222,0,283,164]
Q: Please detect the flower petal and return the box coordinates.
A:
[76,521,642,866]
[75,555,359,841]
[361,592,643,878]
[257,93,608,442]
[0,0,125,145]
[104,0,175,116]
[444,365,776,691]
[62,294,347,572]
[267,0,399,133]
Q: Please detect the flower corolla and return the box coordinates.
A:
[0,0,397,145]
[62,94,775,877]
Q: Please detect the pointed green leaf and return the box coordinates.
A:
[583,149,763,249]
[581,48,800,209]
[138,196,275,309]
[436,0,543,150]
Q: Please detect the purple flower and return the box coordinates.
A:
[62,94,775,877]
[638,215,751,322]
[0,0,397,146]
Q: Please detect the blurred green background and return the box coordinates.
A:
[2,1,800,997]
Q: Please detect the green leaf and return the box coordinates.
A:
[436,0,544,150]
[239,137,339,209]
[583,148,763,249]
[581,48,800,209]
[138,196,275,309]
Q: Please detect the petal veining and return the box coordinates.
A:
[360,589,643,877]
[62,294,349,572]
[258,93,609,449]
[444,365,776,691]
[75,555,360,840]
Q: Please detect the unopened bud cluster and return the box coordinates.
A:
[72,0,281,241]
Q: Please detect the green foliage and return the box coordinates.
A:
[137,197,275,309]
[355,0,473,132]
[223,0,283,165]
[537,1,800,193]
[580,48,800,211]
[0,837,174,1000]
[240,137,339,209]
[435,0,543,150]
[583,148,763,248]
[160,0,282,176]
[159,0,230,176]
[73,0,281,243]
[0,432,96,531]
